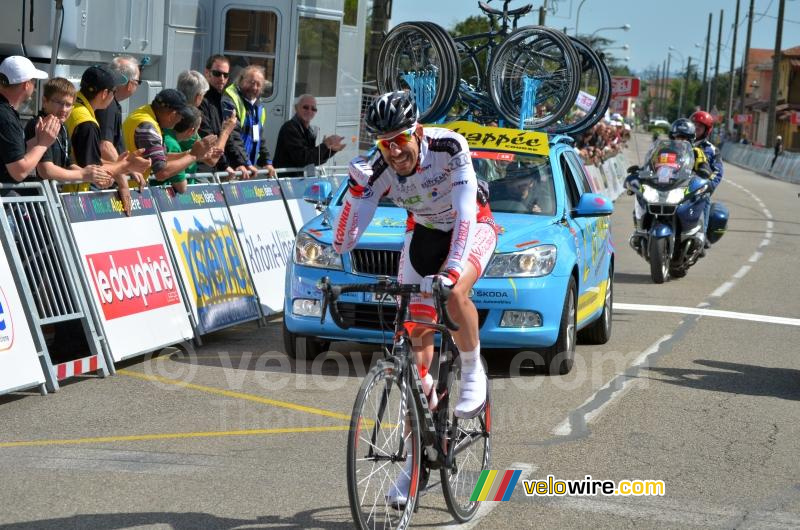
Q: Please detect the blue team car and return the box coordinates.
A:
[283,122,614,374]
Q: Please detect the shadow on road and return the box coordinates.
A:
[643,359,800,401]
[613,272,652,285]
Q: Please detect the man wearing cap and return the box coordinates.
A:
[95,55,141,162]
[122,88,219,188]
[0,56,60,195]
[66,64,151,212]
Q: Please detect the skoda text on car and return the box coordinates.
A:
[283,122,614,373]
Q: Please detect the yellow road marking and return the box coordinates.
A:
[117,369,352,421]
[0,426,350,448]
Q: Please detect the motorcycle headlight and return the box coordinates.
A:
[485,244,557,278]
[665,187,688,204]
[294,232,343,270]
[642,184,660,203]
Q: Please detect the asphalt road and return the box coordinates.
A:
[1,133,799,529]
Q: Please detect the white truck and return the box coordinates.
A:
[0,0,369,164]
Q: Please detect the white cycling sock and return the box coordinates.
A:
[459,343,484,373]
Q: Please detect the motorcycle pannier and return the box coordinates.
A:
[707,202,729,243]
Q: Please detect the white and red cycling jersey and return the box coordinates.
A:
[333,127,495,283]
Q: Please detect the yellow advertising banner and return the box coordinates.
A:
[436,121,550,157]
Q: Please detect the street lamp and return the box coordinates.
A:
[575,0,590,37]
[604,44,630,51]
[589,24,631,39]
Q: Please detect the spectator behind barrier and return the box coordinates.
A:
[223,65,276,177]
[22,77,112,187]
[177,69,209,108]
[197,54,252,180]
[95,55,140,163]
[0,55,58,196]
[273,94,346,174]
[65,64,151,214]
[123,89,220,194]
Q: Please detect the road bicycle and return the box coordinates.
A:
[317,277,491,529]
[376,0,585,130]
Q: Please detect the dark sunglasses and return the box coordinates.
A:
[302,105,318,111]
[211,69,230,79]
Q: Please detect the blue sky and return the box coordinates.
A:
[390,0,800,76]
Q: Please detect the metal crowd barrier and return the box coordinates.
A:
[1,182,110,393]
[721,143,800,184]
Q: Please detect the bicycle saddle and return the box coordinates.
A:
[478,1,534,17]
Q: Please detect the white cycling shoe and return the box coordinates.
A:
[454,366,487,419]
[386,458,414,509]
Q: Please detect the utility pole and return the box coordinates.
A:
[679,57,692,116]
[726,0,740,136]
[738,0,755,120]
[664,53,672,120]
[766,0,786,148]
[703,13,712,109]
[712,10,724,110]
[654,63,662,118]
[539,0,547,25]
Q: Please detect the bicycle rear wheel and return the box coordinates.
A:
[347,361,421,529]
[488,26,581,129]
[548,37,611,134]
[416,22,461,122]
[376,22,457,123]
[439,340,491,522]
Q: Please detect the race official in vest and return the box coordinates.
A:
[223,65,276,177]
[65,65,151,214]
[0,56,58,196]
[122,89,219,191]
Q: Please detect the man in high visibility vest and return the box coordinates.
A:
[122,89,219,193]
[65,65,151,214]
[223,65,276,177]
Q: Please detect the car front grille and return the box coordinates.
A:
[647,204,677,215]
[350,249,401,277]
[335,303,489,331]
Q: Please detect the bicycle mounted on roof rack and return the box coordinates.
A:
[376,0,611,134]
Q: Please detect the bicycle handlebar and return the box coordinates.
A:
[317,277,460,332]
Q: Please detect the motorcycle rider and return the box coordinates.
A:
[690,110,723,247]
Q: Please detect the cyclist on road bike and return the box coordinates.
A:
[334,91,497,423]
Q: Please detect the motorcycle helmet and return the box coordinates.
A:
[364,91,419,135]
[690,111,714,140]
[668,118,696,141]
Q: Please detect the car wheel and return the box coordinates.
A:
[282,320,330,360]
[578,265,613,345]
[542,276,577,375]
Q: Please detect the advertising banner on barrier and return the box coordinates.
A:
[61,190,194,362]
[0,238,44,394]
[152,184,260,334]
[223,180,295,316]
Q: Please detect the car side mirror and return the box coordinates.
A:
[572,193,614,218]
[303,181,333,209]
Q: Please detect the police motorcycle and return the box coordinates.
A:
[625,139,727,283]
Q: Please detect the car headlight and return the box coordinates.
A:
[294,232,343,270]
[665,187,687,204]
[642,184,660,203]
[484,244,557,277]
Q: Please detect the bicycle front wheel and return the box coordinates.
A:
[488,26,581,129]
[347,361,421,530]
[439,341,491,522]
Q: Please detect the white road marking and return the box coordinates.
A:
[767,220,774,230]
[441,462,535,529]
[732,265,751,279]
[749,251,763,263]
[552,335,673,437]
[760,238,771,247]
[614,303,800,327]
[709,281,735,298]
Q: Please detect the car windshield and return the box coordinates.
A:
[335,151,556,215]
[473,151,556,215]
